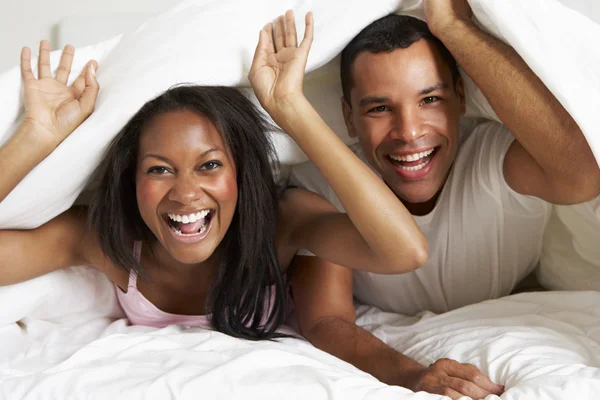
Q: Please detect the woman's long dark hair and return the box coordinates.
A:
[89,85,286,340]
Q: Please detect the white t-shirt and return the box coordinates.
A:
[289,121,551,315]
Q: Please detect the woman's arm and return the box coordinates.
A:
[0,42,101,285]
[249,11,427,274]
[0,208,90,286]
[0,41,99,202]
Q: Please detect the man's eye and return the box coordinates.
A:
[147,166,170,174]
[422,96,440,104]
[369,105,389,113]
[201,161,222,170]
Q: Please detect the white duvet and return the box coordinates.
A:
[0,0,599,229]
[1,267,600,400]
[2,0,600,399]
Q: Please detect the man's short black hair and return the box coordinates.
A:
[340,14,460,104]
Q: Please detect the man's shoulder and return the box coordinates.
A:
[456,120,550,215]
[453,120,513,174]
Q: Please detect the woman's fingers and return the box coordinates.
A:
[55,45,75,84]
[270,11,313,53]
[299,12,314,52]
[273,15,286,51]
[37,40,52,79]
[285,10,298,47]
[78,61,100,118]
[20,47,34,82]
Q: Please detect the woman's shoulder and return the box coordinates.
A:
[68,206,131,287]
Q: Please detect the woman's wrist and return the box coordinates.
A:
[265,93,309,127]
[18,118,62,152]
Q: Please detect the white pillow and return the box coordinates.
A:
[539,199,600,291]
[0,0,599,231]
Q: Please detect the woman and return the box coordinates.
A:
[0,11,427,339]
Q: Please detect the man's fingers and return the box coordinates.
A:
[445,377,490,399]
[55,45,75,84]
[273,15,286,51]
[37,40,52,79]
[20,47,35,81]
[284,10,298,47]
[442,388,465,400]
[451,363,504,395]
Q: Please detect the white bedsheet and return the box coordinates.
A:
[1,267,600,399]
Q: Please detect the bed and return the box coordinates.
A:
[1,1,600,399]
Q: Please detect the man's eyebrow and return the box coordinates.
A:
[359,96,390,107]
[418,83,449,96]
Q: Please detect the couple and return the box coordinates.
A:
[0,1,598,399]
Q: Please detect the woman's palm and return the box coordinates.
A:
[249,11,314,111]
[20,41,99,143]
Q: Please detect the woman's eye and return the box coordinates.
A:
[201,161,222,170]
[147,166,170,174]
[422,96,440,105]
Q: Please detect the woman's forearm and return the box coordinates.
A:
[0,121,58,203]
[272,96,428,271]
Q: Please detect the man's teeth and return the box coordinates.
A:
[390,148,435,162]
[398,161,429,172]
[167,210,210,224]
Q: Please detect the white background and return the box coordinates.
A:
[0,0,181,72]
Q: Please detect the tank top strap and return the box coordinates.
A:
[128,241,143,290]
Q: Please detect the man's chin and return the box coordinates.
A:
[388,184,442,211]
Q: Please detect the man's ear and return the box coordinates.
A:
[341,96,357,138]
[455,75,466,115]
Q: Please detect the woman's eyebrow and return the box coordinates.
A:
[141,147,224,163]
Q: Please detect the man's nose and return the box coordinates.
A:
[389,109,426,142]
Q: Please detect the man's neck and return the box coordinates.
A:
[401,190,442,216]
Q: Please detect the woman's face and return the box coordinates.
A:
[135,110,238,265]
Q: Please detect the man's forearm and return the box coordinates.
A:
[434,20,595,180]
[305,316,424,388]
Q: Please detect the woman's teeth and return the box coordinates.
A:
[167,210,211,237]
[172,224,209,236]
[168,210,210,224]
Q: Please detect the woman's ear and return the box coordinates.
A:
[341,96,357,138]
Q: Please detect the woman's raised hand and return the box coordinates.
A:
[248,10,314,118]
[20,40,100,146]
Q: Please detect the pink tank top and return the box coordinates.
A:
[115,241,211,328]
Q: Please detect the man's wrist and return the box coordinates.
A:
[389,355,427,389]
[430,17,474,43]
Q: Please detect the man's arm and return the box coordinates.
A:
[424,0,600,204]
[289,256,504,400]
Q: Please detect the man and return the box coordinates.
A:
[288,1,600,399]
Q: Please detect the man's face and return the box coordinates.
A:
[343,39,465,206]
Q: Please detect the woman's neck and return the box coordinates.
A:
[146,240,221,293]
